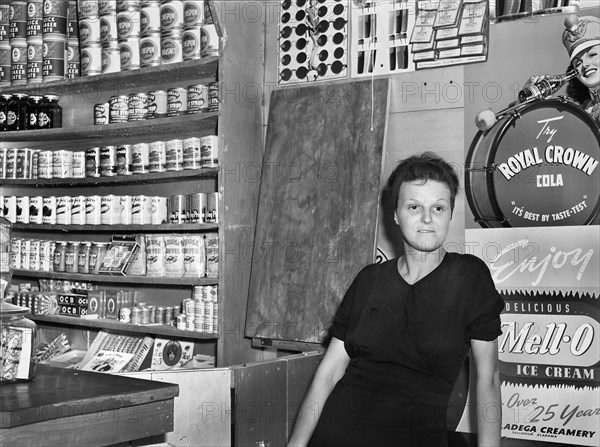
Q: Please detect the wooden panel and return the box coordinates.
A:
[246,78,389,343]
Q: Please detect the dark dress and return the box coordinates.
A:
[308,253,504,447]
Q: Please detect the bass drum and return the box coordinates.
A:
[466,98,600,228]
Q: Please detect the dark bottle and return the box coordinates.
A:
[38,94,62,129]
[7,93,29,131]
[27,95,44,130]
[0,94,11,131]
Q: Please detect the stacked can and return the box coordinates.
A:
[26,0,43,84]
[42,0,68,82]
[99,0,118,74]
[66,0,79,78]
[10,0,28,86]
[181,0,203,61]
[160,0,183,65]
[139,0,160,67]
[199,0,218,58]
[117,0,140,71]
[78,0,101,76]
[0,1,9,86]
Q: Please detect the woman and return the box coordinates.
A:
[288,153,503,447]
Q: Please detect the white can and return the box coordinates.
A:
[56,196,73,225]
[132,142,149,173]
[165,138,183,171]
[132,195,152,224]
[29,196,43,224]
[39,240,55,271]
[151,196,168,224]
[200,23,219,57]
[42,196,57,224]
[149,140,166,172]
[160,0,184,32]
[120,195,133,224]
[71,196,87,225]
[29,240,41,271]
[85,195,102,224]
[183,137,201,169]
[200,135,218,167]
[16,196,30,223]
[183,0,204,27]
[38,150,53,178]
[120,38,140,70]
[99,12,117,43]
[72,151,86,178]
[10,239,22,269]
[20,240,31,270]
[52,150,73,178]
[101,195,122,224]
[4,196,17,223]
[79,17,101,45]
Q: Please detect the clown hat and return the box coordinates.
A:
[562,14,600,61]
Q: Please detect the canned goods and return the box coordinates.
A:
[80,43,102,76]
[151,196,168,224]
[99,12,117,43]
[200,23,219,57]
[26,37,43,84]
[131,306,142,324]
[42,35,67,81]
[79,17,101,45]
[100,145,117,176]
[11,38,28,85]
[98,0,116,15]
[206,192,218,223]
[182,26,201,61]
[56,196,72,225]
[149,140,166,172]
[183,0,204,27]
[101,195,122,224]
[139,33,160,67]
[165,139,183,171]
[117,6,141,40]
[31,149,40,178]
[183,137,201,169]
[71,196,86,225]
[89,241,108,274]
[168,194,186,224]
[42,196,57,224]
[0,42,10,87]
[200,135,218,167]
[85,147,101,177]
[29,196,43,224]
[94,102,109,125]
[15,148,31,178]
[101,41,120,74]
[65,242,80,273]
[187,83,208,113]
[78,0,100,19]
[52,241,67,272]
[167,87,187,116]
[208,81,219,112]
[119,306,131,323]
[85,195,102,224]
[9,1,27,40]
[120,38,140,70]
[40,240,54,271]
[188,192,206,223]
[131,195,152,224]
[78,242,92,274]
[161,31,183,64]
[109,95,129,123]
[72,151,86,178]
[160,0,184,32]
[140,1,160,34]
[52,150,73,178]
[16,196,29,223]
[10,238,22,269]
[148,89,167,118]
[67,0,78,38]
[4,149,17,178]
[66,37,80,78]
[128,92,148,120]
[132,142,149,173]
[120,195,133,224]
[116,144,132,175]
[42,0,69,36]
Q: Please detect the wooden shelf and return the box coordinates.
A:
[13,269,219,286]
[12,223,219,232]
[0,168,219,186]
[30,314,219,340]
[0,113,218,142]
[0,57,219,96]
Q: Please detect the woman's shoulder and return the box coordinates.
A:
[445,252,491,273]
[355,257,398,279]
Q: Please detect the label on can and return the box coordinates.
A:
[56,196,72,225]
[52,150,73,178]
[79,18,101,45]
[200,23,219,56]
[109,95,129,123]
[188,192,206,222]
[9,2,27,40]
[72,151,86,178]
[4,196,16,223]
[120,38,140,70]
[167,87,187,116]
[200,135,218,167]
[139,33,160,67]
[100,145,117,176]
[42,196,57,224]
[43,0,69,36]
[166,139,183,171]
[151,196,168,224]
[15,148,31,179]
[183,0,204,27]
[38,150,53,178]
[11,39,27,84]
[128,92,147,121]
[148,89,167,118]
[149,141,166,172]
[101,43,120,74]
[182,26,201,61]
[99,13,117,43]
[27,39,43,83]
[120,195,133,224]
[187,83,208,113]
[78,0,99,19]
[80,43,101,76]
[132,195,152,224]
[183,137,201,169]
[94,102,109,125]
[140,2,160,34]
[85,147,101,177]
[132,143,149,173]
[16,196,29,223]
[26,0,43,38]
[168,194,186,224]
[116,144,132,175]
[98,0,116,15]
[117,8,140,40]
[208,81,219,112]
[161,33,183,64]
[160,1,184,31]
[85,195,102,225]
[42,37,67,80]
[29,196,43,223]
[71,196,86,225]
[101,195,122,224]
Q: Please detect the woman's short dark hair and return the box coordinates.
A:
[384,152,460,212]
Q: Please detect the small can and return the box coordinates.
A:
[140,1,160,34]
[200,23,219,57]
[28,240,40,269]
[206,192,218,223]
[128,92,148,121]
[78,0,100,19]
[160,0,184,31]
[101,194,122,224]
[19,239,31,269]
[200,135,218,167]
[167,87,187,116]
[151,196,168,224]
[100,145,118,176]
[182,26,201,61]
[160,31,183,64]
[15,148,31,178]
[131,195,152,224]
[85,147,101,177]
[109,94,129,123]
[120,38,140,70]
[130,306,142,324]
[71,196,87,225]
[168,194,186,224]
[78,241,92,274]
[72,151,86,178]
[155,306,165,324]
[101,41,120,74]
[131,142,149,173]
[52,150,73,178]
[65,241,80,273]
[89,241,109,274]
[116,144,132,175]
[39,240,54,271]
[119,306,131,323]
[208,81,219,112]
[188,192,206,223]
[148,89,167,119]
[149,140,166,172]
[99,12,117,43]
[85,195,102,225]
[4,148,18,179]
[56,196,72,225]
[29,196,43,224]
[165,138,183,171]
[4,196,16,223]
[42,196,57,224]
[120,195,133,224]
[94,102,110,125]
[80,43,102,76]
[117,6,141,40]
[10,238,22,269]
[186,83,208,113]
[183,0,204,27]
[52,241,68,272]
[79,17,101,45]
[15,196,29,223]
[139,32,160,67]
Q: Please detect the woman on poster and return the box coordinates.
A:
[288,153,504,447]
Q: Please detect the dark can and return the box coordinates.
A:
[0,94,11,130]
[9,1,27,40]
[26,36,43,84]
[67,0,78,38]
[208,81,219,112]
[0,4,8,42]
[42,0,69,36]
[94,102,109,125]
[109,94,129,123]
[65,242,80,273]
[42,35,67,81]
[10,38,28,85]
[0,42,11,87]
[128,92,148,121]
[187,83,208,113]
[15,148,31,179]
[7,93,29,131]
[26,0,43,38]
[168,194,186,224]
[78,242,92,274]
[66,37,79,78]
[167,87,187,116]
[39,94,62,129]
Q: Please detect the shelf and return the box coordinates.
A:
[0,57,219,96]
[12,223,219,232]
[0,113,218,142]
[13,269,219,286]
[0,168,219,186]
[30,314,219,340]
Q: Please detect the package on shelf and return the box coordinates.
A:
[182,234,205,277]
[163,233,184,277]
[126,234,147,275]
[97,236,140,275]
[145,234,165,276]
[204,232,218,278]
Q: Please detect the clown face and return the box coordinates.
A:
[572,44,600,90]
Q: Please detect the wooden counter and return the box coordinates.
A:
[0,366,179,446]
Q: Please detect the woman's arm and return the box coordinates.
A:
[471,338,502,447]
[287,337,351,447]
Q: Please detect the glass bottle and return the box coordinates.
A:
[0,300,38,382]
[7,93,29,131]
[0,94,11,131]
[38,94,62,129]
[27,95,44,130]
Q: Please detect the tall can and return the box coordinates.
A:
[160,0,183,32]
[42,196,57,224]
[94,102,109,125]
[167,86,186,116]
[26,36,43,84]
[16,196,30,223]
[26,0,44,39]
[56,195,72,225]
[199,135,218,167]
[148,140,166,172]
[66,36,79,78]
[186,83,208,113]
[147,89,167,118]
[131,142,149,173]
[85,147,101,177]
[85,195,102,225]
[52,149,72,178]
[0,41,11,86]
[120,195,132,224]
[119,37,139,70]
[99,11,117,43]
[9,1,28,40]
[72,151,86,178]
[11,38,28,85]
[139,32,160,67]
[37,150,53,178]
[116,144,132,175]
[200,23,219,57]
[4,196,17,223]
[42,34,67,81]
[131,195,152,224]
[0,3,8,42]
[66,0,78,38]
[151,196,168,224]
[42,0,69,37]
[183,0,204,27]
[101,195,122,224]
[70,195,86,224]
[100,145,117,176]
[140,1,160,35]
[165,138,183,171]
[15,148,31,178]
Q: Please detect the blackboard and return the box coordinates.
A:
[245,79,389,343]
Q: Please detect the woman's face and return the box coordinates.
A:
[572,44,600,90]
[395,180,452,254]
